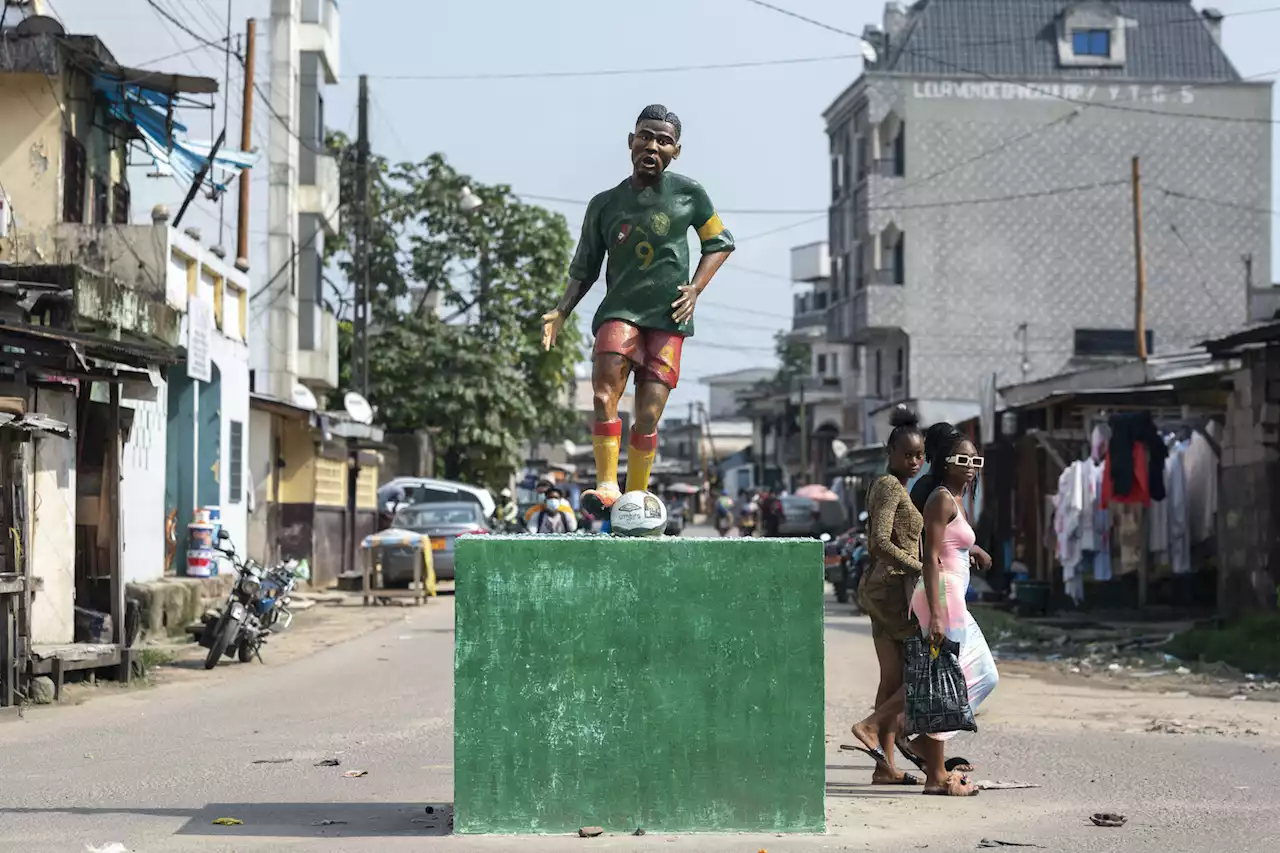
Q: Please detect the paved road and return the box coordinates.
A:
[2,536,1278,852]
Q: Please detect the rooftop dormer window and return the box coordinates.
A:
[1071,29,1111,57]
[1057,3,1129,68]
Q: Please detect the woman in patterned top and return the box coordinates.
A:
[843,405,926,785]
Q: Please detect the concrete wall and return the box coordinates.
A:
[0,73,62,232]
[246,408,275,563]
[827,74,1273,407]
[120,392,168,585]
[1218,357,1280,617]
[29,389,77,645]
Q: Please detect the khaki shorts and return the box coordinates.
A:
[859,564,919,642]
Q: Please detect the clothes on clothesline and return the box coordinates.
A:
[1052,456,1111,604]
[1105,412,1168,505]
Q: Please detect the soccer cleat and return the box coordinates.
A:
[581,482,622,518]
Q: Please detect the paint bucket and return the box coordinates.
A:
[188,522,217,551]
[186,548,217,578]
[202,506,222,525]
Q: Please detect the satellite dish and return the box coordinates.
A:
[15,16,67,37]
[344,391,374,425]
[831,439,849,459]
[860,41,879,65]
[563,439,576,456]
[291,383,318,412]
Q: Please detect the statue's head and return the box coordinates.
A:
[628,104,681,182]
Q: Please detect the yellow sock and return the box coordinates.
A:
[592,419,622,489]
[627,431,658,494]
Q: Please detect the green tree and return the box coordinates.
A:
[773,330,811,389]
[325,136,583,486]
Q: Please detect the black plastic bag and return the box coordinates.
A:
[903,635,977,736]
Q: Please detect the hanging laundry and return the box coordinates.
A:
[1105,412,1169,505]
[1115,504,1145,576]
[1090,422,1111,463]
[1087,458,1113,581]
[1054,461,1088,604]
[1181,427,1220,545]
[1166,442,1192,575]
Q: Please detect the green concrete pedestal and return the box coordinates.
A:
[453,536,825,835]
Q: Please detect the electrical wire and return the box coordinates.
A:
[1157,186,1280,217]
[142,0,238,57]
[363,53,861,81]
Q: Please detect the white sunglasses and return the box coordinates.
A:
[945,454,984,469]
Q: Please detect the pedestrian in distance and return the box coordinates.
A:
[524,487,579,534]
[846,405,927,786]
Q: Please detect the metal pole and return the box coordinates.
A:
[1131,156,1148,361]
[354,74,371,396]
[236,18,257,265]
[798,378,808,486]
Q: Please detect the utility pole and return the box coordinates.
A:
[1131,156,1149,361]
[235,18,256,267]
[354,74,370,397]
[797,376,808,487]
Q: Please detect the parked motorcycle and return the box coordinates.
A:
[826,511,871,606]
[200,532,308,669]
[201,531,263,670]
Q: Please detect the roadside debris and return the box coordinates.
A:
[252,758,292,764]
[633,827,646,836]
[313,819,347,826]
[211,817,244,826]
[976,780,1042,790]
[578,826,604,837]
[315,758,341,767]
[343,770,368,778]
[1090,813,1127,828]
[978,841,1044,849]
[85,845,128,853]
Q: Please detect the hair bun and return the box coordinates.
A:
[888,405,919,429]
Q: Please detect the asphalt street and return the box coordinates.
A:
[1,525,1277,852]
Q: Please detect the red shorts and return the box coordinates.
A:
[594,320,685,389]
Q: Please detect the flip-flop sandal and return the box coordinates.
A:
[839,744,889,767]
[873,772,922,786]
[897,743,973,774]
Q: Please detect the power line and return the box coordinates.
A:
[519,193,825,216]
[740,0,1280,126]
[362,53,860,81]
[142,0,239,57]
[1157,186,1280,217]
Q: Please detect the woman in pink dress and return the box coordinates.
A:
[911,430,1000,796]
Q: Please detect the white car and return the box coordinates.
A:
[378,477,496,521]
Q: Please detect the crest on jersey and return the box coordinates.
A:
[650,211,671,237]
[615,223,632,245]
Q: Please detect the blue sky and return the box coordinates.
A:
[43,0,1280,415]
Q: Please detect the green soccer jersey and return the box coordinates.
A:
[567,171,735,337]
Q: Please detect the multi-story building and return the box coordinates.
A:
[823,0,1272,443]
[0,14,251,671]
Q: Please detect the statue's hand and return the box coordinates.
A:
[671,284,698,326]
[541,309,565,351]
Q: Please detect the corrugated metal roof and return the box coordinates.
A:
[884,0,1239,81]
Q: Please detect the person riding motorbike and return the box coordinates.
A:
[496,487,519,532]
[739,491,759,537]
[525,487,579,534]
[714,493,734,537]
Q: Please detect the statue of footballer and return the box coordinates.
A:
[541,104,735,519]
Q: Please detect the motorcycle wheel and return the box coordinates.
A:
[203,612,240,670]
[238,638,255,663]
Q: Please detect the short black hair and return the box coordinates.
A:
[636,104,681,140]
[545,487,563,498]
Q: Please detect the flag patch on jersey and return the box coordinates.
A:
[614,223,632,245]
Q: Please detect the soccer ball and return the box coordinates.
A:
[610,490,667,537]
